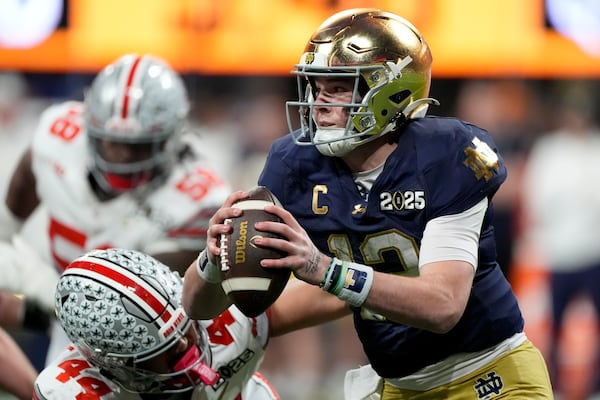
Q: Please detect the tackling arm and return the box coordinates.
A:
[182,257,232,320]
[0,327,37,400]
[6,149,39,219]
[256,201,480,334]
[0,149,39,241]
[0,289,51,332]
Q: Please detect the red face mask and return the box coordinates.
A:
[167,345,219,388]
[103,171,152,191]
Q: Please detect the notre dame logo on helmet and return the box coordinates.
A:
[305,52,315,64]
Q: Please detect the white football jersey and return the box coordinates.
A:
[34,306,278,400]
[30,101,230,269]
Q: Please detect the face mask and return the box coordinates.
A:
[167,345,219,388]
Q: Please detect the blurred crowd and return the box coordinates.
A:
[1,71,599,400]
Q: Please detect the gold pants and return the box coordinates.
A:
[382,340,553,399]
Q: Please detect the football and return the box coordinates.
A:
[219,186,291,317]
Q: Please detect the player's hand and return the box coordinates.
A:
[205,191,249,264]
[255,204,331,286]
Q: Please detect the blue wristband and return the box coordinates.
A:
[321,258,373,307]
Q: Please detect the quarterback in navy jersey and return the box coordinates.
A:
[259,116,524,378]
[182,8,552,400]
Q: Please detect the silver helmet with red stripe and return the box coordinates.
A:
[84,54,189,195]
[55,248,217,393]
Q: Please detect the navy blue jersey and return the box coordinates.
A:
[258,116,524,378]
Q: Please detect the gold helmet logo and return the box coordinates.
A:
[305,52,315,65]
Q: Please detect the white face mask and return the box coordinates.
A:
[314,127,361,157]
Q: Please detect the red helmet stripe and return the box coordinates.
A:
[67,259,172,323]
[121,56,142,119]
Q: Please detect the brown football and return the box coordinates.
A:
[219,186,290,317]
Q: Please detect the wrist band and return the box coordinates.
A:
[319,258,338,291]
[321,257,373,307]
[195,249,223,283]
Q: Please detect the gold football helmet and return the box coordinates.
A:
[287,8,438,156]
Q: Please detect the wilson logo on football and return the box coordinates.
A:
[234,220,248,264]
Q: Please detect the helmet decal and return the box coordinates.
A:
[121,55,142,120]
[63,258,177,327]
[55,249,211,394]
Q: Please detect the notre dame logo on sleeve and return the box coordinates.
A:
[463,137,499,182]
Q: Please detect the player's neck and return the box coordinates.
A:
[342,136,397,173]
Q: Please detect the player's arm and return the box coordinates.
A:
[0,327,37,400]
[182,191,250,319]
[183,258,232,319]
[5,149,39,218]
[268,278,350,337]
[257,199,484,334]
[0,290,51,332]
[0,149,39,241]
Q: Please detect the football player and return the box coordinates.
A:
[0,54,230,364]
[34,248,278,400]
[182,8,553,399]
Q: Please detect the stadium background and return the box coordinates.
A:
[1,0,599,399]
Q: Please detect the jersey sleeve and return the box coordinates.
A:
[413,118,507,219]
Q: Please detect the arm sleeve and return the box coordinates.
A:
[418,197,488,270]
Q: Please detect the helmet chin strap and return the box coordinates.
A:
[314,98,439,158]
[403,98,440,119]
[314,128,359,157]
[316,141,351,157]
[315,124,394,157]
[170,344,219,386]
